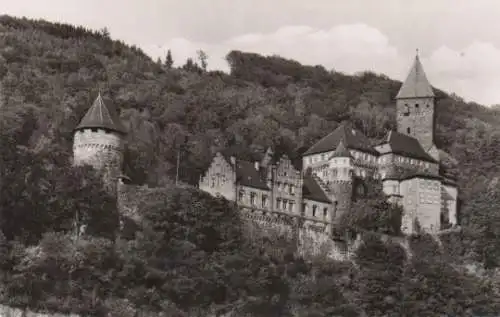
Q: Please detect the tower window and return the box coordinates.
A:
[407,127,411,134]
[403,104,410,116]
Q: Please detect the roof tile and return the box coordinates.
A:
[378,130,437,163]
[304,122,378,156]
[396,55,434,99]
[75,93,126,134]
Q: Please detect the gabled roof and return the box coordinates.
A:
[396,54,434,99]
[235,160,269,190]
[329,140,353,159]
[304,122,378,156]
[302,173,331,203]
[75,93,127,134]
[378,130,438,163]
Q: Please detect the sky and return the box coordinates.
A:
[3,0,500,106]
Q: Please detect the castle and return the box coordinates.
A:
[72,54,459,259]
[199,54,459,238]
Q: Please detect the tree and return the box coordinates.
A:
[197,49,208,71]
[99,27,110,38]
[165,49,174,68]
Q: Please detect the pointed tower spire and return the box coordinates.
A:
[75,93,126,134]
[396,52,434,99]
[329,140,353,159]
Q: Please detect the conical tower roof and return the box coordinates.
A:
[329,140,353,159]
[75,93,127,134]
[396,53,434,99]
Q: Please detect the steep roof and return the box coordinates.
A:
[75,93,127,134]
[304,122,378,156]
[328,140,353,159]
[438,149,459,167]
[378,130,438,163]
[235,160,269,190]
[302,173,331,203]
[396,54,434,99]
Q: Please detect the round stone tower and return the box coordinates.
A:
[73,93,127,196]
[327,141,354,222]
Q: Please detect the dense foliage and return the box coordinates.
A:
[2,15,500,316]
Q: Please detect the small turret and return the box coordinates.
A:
[327,141,354,221]
[328,141,353,182]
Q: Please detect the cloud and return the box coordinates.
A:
[142,24,500,106]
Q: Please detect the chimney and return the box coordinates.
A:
[254,161,260,171]
[230,156,236,165]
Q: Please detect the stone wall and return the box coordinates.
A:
[396,97,435,150]
[73,128,124,195]
[297,225,360,261]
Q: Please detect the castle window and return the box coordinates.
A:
[323,208,328,218]
[211,177,215,188]
[289,184,295,195]
[283,200,288,210]
[262,195,268,208]
[312,205,317,217]
[288,201,294,212]
[407,127,411,134]
[415,104,419,108]
[238,190,244,201]
[250,192,256,205]
[302,203,307,214]
[276,198,281,209]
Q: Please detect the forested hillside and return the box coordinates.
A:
[2,15,500,316]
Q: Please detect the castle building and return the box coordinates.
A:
[200,54,459,236]
[71,54,459,252]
